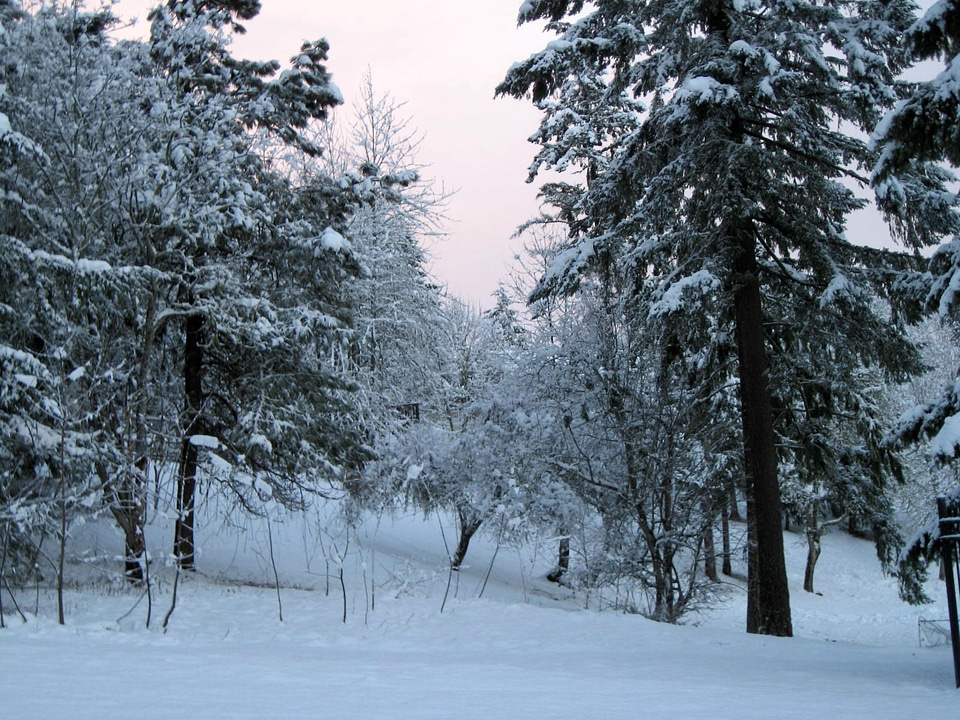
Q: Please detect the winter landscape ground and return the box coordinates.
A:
[1,501,957,719]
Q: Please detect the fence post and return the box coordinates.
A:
[937,497,960,689]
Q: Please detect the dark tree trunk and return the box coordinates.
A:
[721,500,733,577]
[451,511,482,570]
[124,288,158,582]
[728,478,743,522]
[119,482,146,582]
[124,545,143,581]
[547,536,571,584]
[803,526,821,594]
[103,461,145,583]
[175,445,198,571]
[174,312,204,571]
[702,500,718,582]
[803,506,834,594]
[733,232,792,637]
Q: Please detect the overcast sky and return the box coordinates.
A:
[114,0,552,306]
[108,1,922,304]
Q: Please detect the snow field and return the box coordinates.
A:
[2,504,958,718]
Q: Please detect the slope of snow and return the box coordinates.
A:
[2,502,957,718]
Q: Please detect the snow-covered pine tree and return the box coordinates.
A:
[1,0,377,592]
[875,0,960,447]
[871,0,960,603]
[0,3,161,581]
[499,0,948,636]
[486,284,526,347]
[871,0,960,316]
[141,0,366,569]
[873,0,960,181]
[0,0,80,586]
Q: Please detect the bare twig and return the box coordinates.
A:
[339,565,347,624]
[478,512,507,599]
[142,522,152,629]
[115,589,148,627]
[266,518,283,622]
[1,576,27,624]
[0,527,8,628]
[440,561,454,615]
[162,564,180,633]
[57,408,68,626]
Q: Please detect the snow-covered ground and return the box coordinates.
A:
[2,502,957,718]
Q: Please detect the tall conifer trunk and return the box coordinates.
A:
[732,232,792,637]
[174,311,203,571]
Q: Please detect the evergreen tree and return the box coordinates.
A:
[499,0,947,635]
[0,0,75,583]
[873,0,960,180]
[486,284,526,347]
[141,0,365,568]
[1,0,370,584]
[872,0,960,602]
[876,0,960,447]
[0,2,156,580]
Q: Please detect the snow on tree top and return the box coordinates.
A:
[189,434,221,449]
[320,227,350,254]
[14,373,37,388]
[935,54,960,103]
[819,272,862,309]
[931,412,960,459]
[326,82,344,105]
[543,235,596,287]
[729,40,758,58]
[909,0,954,43]
[675,77,739,106]
[648,270,720,317]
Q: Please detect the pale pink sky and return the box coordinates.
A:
[114,0,550,305]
